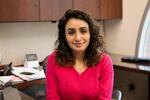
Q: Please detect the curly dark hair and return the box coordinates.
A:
[55,9,104,67]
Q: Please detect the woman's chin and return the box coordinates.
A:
[73,49,85,53]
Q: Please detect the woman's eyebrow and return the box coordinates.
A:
[79,27,89,30]
[66,28,75,31]
[66,27,89,31]
[80,27,88,28]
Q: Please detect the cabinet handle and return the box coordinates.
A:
[34,1,39,7]
[34,4,38,7]
[97,0,100,8]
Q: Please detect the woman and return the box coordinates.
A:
[46,9,114,100]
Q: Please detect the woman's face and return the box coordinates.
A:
[65,18,90,54]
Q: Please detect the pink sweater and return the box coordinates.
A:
[46,52,114,100]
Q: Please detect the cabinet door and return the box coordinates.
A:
[40,0,73,21]
[0,0,39,22]
[74,0,100,20]
[101,0,122,19]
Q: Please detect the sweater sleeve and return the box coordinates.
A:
[46,54,61,100]
[98,54,114,100]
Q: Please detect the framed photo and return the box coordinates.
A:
[26,54,38,61]
[24,53,39,68]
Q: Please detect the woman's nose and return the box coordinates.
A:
[74,33,81,42]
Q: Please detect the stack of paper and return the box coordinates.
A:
[12,66,45,81]
[0,75,13,85]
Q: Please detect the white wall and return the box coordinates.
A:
[105,0,148,56]
[0,22,58,65]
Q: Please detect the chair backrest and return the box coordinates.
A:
[35,56,48,100]
[112,89,122,100]
[42,56,48,73]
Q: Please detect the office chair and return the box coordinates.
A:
[35,56,48,100]
[19,56,47,100]
[112,89,122,100]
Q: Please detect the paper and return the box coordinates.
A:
[12,66,45,81]
[0,75,13,85]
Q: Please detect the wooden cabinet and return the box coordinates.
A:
[0,0,122,22]
[40,0,101,20]
[41,0,122,21]
[73,0,122,20]
[40,0,73,21]
[74,0,100,20]
[101,0,122,19]
[0,0,39,22]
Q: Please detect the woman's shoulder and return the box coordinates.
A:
[47,51,56,62]
[100,52,112,62]
[96,52,113,69]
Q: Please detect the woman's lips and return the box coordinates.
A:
[74,43,82,47]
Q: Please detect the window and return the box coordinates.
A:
[136,1,150,58]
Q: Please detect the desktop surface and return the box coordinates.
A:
[110,53,150,74]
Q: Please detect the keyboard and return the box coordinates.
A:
[121,56,150,64]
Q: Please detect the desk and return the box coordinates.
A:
[110,53,150,100]
[1,87,35,100]
[110,53,150,74]
[13,79,45,100]
[15,79,45,90]
[0,65,45,100]
[19,90,35,100]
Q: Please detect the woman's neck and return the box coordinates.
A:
[73,51,84,62]
[73,52,87,74]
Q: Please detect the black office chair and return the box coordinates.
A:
[112,89,122,100]
[35,56,48,100]
[19,56,47,100]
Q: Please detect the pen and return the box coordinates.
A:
[12,73,27,82]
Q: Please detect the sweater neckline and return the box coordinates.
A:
[72,66,88,76]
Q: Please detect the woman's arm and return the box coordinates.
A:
[46,55,61,100]
[98,55,114,100]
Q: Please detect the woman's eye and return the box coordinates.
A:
[67,30,75,35]
[80,29,87,34]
